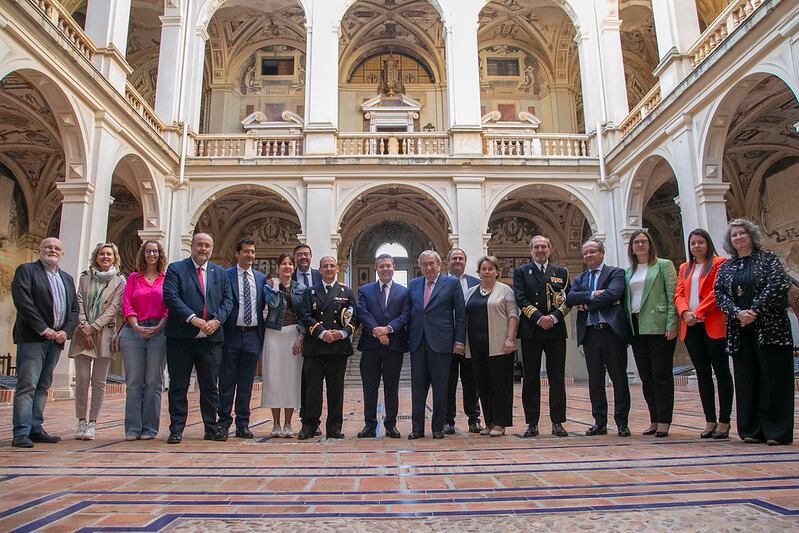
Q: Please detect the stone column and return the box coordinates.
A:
[154,11,184,132]
[84,0,132,92]
[453,177,485,268]
[303,177,336,260]
[665,114,702,249]
[694,182,731,253]
[164,181,189,262]
[597,16,630,128]
[444,2,484,155]
[303,4,340,155]
[651,0,701,94]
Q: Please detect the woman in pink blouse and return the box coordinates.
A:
[119,241,169,440]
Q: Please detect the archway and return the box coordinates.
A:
[192,186,304,275]
[201,0,308,134]
[477,0,584,133]
[338,0,448,133]
[338,185,452,294]
[619,0,659,110]
[695,0,727,32]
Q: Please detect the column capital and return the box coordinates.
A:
[137,229,167,243]
[160,15,183,27]
[694,182,730,204]
[598,175,622,191]
[452,176,484,187]
[303,176,335,187]
[56,181,95,202]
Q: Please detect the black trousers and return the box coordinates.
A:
[470,336,514,428]
[410,337,452,434]
[732,328,794,444]
[684,323,733,424]
[166,337,222,435]
[360,348,404,430]
[630,316,677,424]
[445,354,481,426]
[218,328,261,430]
[521,338,567,425]
[583,326,630,427]
[301,355,348,436]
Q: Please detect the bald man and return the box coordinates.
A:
[11,238,78,448]
[163,233,234,444]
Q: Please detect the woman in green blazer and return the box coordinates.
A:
[625,229,678,437]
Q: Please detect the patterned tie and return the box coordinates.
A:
[242,271,252,326]
[423,280,433,308]
[303,272,310,288]
[588,269,600,326]
[197,266,207,320]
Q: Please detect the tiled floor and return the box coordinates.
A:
[2,383,798,532]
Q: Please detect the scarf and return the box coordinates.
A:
[87,267,117,323]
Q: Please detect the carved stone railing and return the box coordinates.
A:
[192,135,304,158]
[337,133,450,156]
[619,84,663,137]
[688,0,764,69]
[29,0,96,61]
[125,82,165,135]
[483,133,591,157]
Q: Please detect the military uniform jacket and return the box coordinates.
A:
[299,282,360,357]
[513,262,570,340]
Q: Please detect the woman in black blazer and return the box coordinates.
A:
[714,219,794,445]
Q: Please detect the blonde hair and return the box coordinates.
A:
[90,242,122,271]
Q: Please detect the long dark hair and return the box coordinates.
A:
[627,229,659,272]
[684,229,718,279]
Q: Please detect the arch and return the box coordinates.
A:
[375,242,409,258]
[337,0,446,26]
[335,181,455,233]
[0,66,88,182]
[188,182,304,234]
[624,149,680,221]
[478,0,583,32]
[196,0,310,31]
[700,69,799,187]
[107,152,163,233]
[484,182,599,236]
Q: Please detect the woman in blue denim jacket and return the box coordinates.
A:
[261,253,309,438]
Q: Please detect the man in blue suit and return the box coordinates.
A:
[444,248,482,434]
[163,232,234,444]
[356,253,410,439]
[219,239,267,439]
[407,250,466,439]
[565,239,632,438]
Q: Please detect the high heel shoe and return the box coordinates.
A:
[712,423,730,440]
[655,424,670,438]
[642,427,657,436]
[701,424,717,439]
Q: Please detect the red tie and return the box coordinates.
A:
[423,280,433,308]
[197,266,207,319]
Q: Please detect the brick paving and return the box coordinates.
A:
[1,383,798,532]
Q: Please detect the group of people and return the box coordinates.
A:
[9,218,798,449]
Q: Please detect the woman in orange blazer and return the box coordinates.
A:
[674,229,731,439]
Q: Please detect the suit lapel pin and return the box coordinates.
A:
[528,269,533,275]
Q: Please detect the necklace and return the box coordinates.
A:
[479,285,493,296]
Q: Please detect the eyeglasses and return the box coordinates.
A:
[295,252,311,257]
[632,240,649,246]
[144,249,160,255]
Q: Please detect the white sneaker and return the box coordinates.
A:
[75,420,87,440]
[83,421,96,440]
[271,423,281,437]
[282,423,294,438]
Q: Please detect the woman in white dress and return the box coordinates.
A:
[262,253,308,437]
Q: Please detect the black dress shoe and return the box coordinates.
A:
[642,428,657,436]
[432,431,445,439]
[617,425,631,437]
[385,426,401,439]
[357,427,376,438]
[297,430,314,440]
[551,423,568,437]
[700,430,715,439]
[204,431,227,441]
[523,424,539,438]
[235,427,254,439]
[655,431,669,438]
[585,424,607,436]
[314,427,322,436]
[30,431,61,443]
[712,430,729,440]
[166,432,182,444]
[12,436,34,448]
[326,432,345,439]
[443,424,456,435]
[407,432,424,440]
[468,422,483,434]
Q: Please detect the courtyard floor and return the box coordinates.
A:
[1,382,799,532]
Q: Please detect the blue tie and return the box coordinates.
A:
[589,270,600,326]
[242,271,252,325]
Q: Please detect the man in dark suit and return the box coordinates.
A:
[291,243,322,435]
[513,235,571,438]
[356,253,410,439]
[163,232,234,443]
[10,237,78,448]
[407,250,466,439]
[219,239,267,439]
[297,256,359,440]
[565,239,632,437]
[444,248,482,434]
